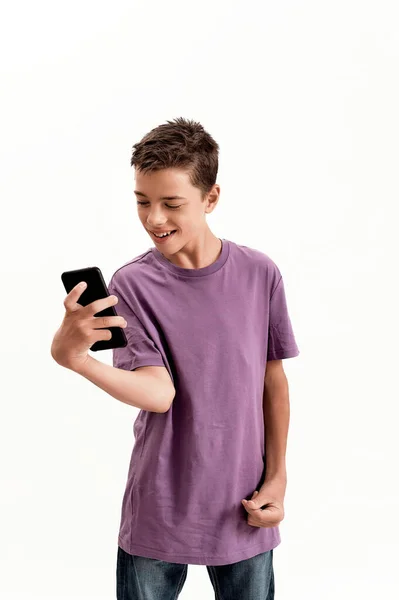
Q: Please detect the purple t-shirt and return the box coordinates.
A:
[107,238,299,566]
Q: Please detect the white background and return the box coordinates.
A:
[1,0,398,598]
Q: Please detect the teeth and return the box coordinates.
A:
[154,231,174,238]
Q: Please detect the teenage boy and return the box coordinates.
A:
[51,117,300,600]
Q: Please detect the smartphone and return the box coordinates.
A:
[61,266,128,352]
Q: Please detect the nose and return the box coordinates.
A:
[146,207,169,228]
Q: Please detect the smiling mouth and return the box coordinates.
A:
[150,230,177,240]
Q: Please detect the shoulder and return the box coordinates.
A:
[229,239,282,283]
[109,248,154,289]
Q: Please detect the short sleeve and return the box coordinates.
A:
[267,275,300,361]
[107,278,166,372]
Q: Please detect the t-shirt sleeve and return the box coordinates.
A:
[107,278,166,372]
[267,275,300,361]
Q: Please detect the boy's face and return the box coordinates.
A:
[134,167,219,252]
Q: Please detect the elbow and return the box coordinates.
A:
[159,385,176,413]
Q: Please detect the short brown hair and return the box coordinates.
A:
[131,117,220,200]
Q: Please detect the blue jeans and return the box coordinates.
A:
[116,545,275,599]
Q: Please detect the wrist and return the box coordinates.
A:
[70,354,93,376]
[264,469,287,483]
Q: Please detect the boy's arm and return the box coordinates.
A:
[74,356,175,413]
[263,359,290,484]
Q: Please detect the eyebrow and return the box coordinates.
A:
[134,191,186,201]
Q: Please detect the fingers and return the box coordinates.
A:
[64,282,119,316]
[64,281,87,311]
[89,293,119,317]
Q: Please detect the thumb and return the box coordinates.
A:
[243,490,260,509]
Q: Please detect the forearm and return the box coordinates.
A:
[263,379,290,481]
[74,355,172,413]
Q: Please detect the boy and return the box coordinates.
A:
[51,117,300,599]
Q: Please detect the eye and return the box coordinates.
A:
[136,201,181,209]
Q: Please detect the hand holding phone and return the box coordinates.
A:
[51,267,128,372]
